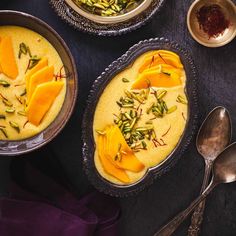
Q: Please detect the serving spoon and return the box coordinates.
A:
[188,106,231,236]
[154,142,236,236]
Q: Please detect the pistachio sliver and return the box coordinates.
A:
[157,90,167,99]
[17,111,27,116]
[2,99,13,107]
[146,102,155,114]
[167,105,177,114]
[9,121,20,133]
[6,108,15,113]
[176,95,188,104]
[122,78,130,83]
[0,114,6,119]
[0,80,10,87]
[142,141,147,149]
[124,112,132,120]
[0,128,8,138]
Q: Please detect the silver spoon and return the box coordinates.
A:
[154,106,232,236]
[154,142,236,236]
[188,106,231,236]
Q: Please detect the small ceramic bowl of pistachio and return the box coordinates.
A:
[65,0,152,24]
[50,0,166,36]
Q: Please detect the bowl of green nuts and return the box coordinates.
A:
[50,0,166,35]
[65,0,151,24]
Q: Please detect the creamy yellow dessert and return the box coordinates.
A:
[93,50,188,185]
[0,26,66,140]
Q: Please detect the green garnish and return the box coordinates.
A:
[0,128,8,138]
[0,80,10,87]
[25,56,41,73]
[9,121,20,133]
[18,42,32,59]
[122,78,130,83]
[167,105,177,114]
[73,0,139,16]
[2,99,13,107]
[5,108,15,113]
[17,111,26,116]
[176,95,187,104]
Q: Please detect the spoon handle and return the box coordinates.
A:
[188,161,213,236]
[153,181,216,236]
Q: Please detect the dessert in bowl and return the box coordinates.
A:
[0,11,78,155]
[93,50,187,185]
[83,38,198,196]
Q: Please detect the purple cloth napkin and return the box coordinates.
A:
[0,163,120,236]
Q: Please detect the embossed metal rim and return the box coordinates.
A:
[82,38,199,197]
[49,0,166,36]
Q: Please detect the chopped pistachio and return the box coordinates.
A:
[0,128,8,138]
[9,121,20,133]
[17,111,27,116]
[6,108,15,113]
[0,80,10,87]
[2,99,13,107]
[157,90,167,99]
[176,95,187,104]
[167,105,177,114]
[122,78,130,83]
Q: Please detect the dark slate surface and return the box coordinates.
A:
[0,0,236,235]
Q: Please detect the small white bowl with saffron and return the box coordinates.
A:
[187,0,236,47]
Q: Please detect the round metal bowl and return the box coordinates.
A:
[0,10,78,156]
[187,0,236,47]
[64,0,152,24]
[82,38,199,197]
[50,0,166,36]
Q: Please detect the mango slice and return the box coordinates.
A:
[27,65,54,102]
[98,135,130,183]
[25,57,48,94]
[97,125,144,183]
[105,125,145,172]
[26,81,64,126]
[139,50,183,73]
[0,36,18,79]
[132,69,182,89]
[143,64,182,76]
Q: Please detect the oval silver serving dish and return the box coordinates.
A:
[82,38,198,197]
[50,0,166,36]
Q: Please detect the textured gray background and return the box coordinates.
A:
[0,0,236,235]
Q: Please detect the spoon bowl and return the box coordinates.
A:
[196,106,232,160]
[214,143,236,184]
